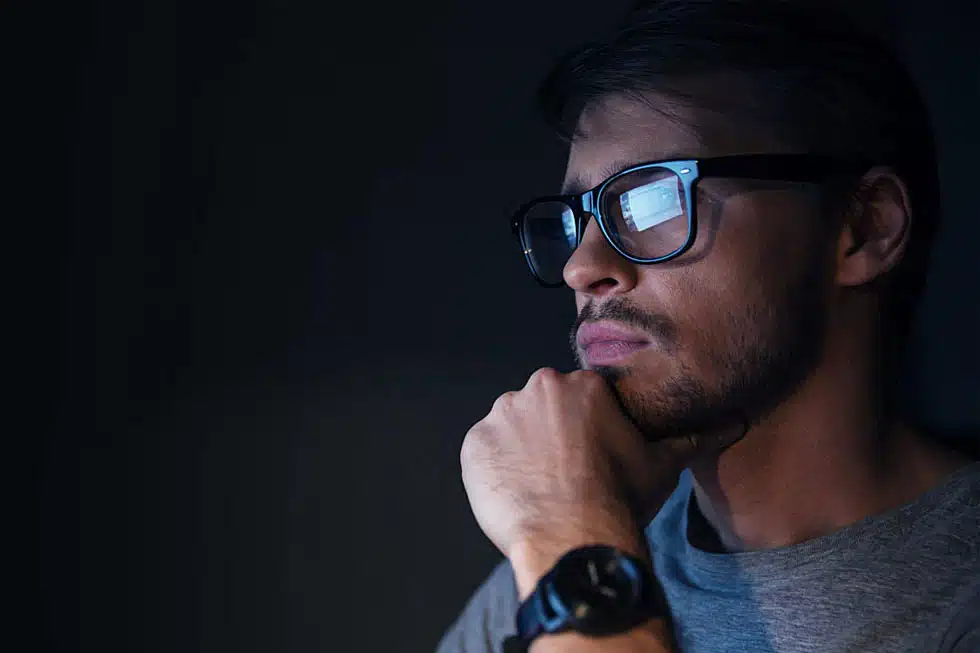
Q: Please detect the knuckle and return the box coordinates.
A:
[460,421,503,477]
[460,426,485,466]
[492,390,514,410]
[528,366,559,384]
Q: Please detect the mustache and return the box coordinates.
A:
[569,299,677,353]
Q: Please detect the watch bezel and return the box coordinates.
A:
[544,545,652,636]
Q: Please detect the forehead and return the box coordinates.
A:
[561,92,784,195]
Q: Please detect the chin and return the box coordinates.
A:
[604,364,733,439]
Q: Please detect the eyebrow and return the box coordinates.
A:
[559,150,691,196]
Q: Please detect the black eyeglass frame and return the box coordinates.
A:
[510,154,872,287]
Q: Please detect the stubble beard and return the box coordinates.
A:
[571,263,828,445]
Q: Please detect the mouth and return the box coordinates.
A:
[576,322,652,367]
[581,340,651,366]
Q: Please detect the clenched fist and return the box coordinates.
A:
[460,367,701,579]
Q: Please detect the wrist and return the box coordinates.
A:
[508,519,649,599]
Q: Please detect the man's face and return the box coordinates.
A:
[565,95,836,441]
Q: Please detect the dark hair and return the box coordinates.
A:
[538,0,941,363]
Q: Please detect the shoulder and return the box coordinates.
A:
[925,453,980,652]
[938,585,980,653]
[435,560,519,653]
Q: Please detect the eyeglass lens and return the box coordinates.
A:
[521,166,689,284]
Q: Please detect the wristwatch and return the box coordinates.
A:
[501,545,668,653]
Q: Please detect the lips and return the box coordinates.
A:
[576,322,651,366]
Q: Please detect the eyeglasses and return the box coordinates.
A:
[510,154,870,287]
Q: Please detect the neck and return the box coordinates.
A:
[686,326,969,553]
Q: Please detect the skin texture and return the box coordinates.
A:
[459,92,971,652]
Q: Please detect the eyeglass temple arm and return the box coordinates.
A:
[699,154,871,182]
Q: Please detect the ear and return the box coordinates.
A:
[835,166,912,288]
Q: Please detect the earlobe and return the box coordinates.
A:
[835,168,912,288]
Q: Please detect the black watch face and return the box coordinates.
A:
[549,547,645,635]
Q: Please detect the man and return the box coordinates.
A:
[437,1,979,652]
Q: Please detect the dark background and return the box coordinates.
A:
[12,0,976,651]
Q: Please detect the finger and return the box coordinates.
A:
[526,366,562,388]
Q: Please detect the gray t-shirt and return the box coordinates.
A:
[436,461,980,652]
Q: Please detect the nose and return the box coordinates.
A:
[562,213,639,296]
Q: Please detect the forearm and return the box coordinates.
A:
[527,619,676,653]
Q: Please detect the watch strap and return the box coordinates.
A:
[502,546,666,652]
[501,634,530,653]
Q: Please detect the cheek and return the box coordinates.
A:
[694,191,826,293]
[649,194,824,359]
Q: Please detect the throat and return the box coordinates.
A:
[686,493,729,553]
[682,422,974,553]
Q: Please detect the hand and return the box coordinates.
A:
[460,368,704,568]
